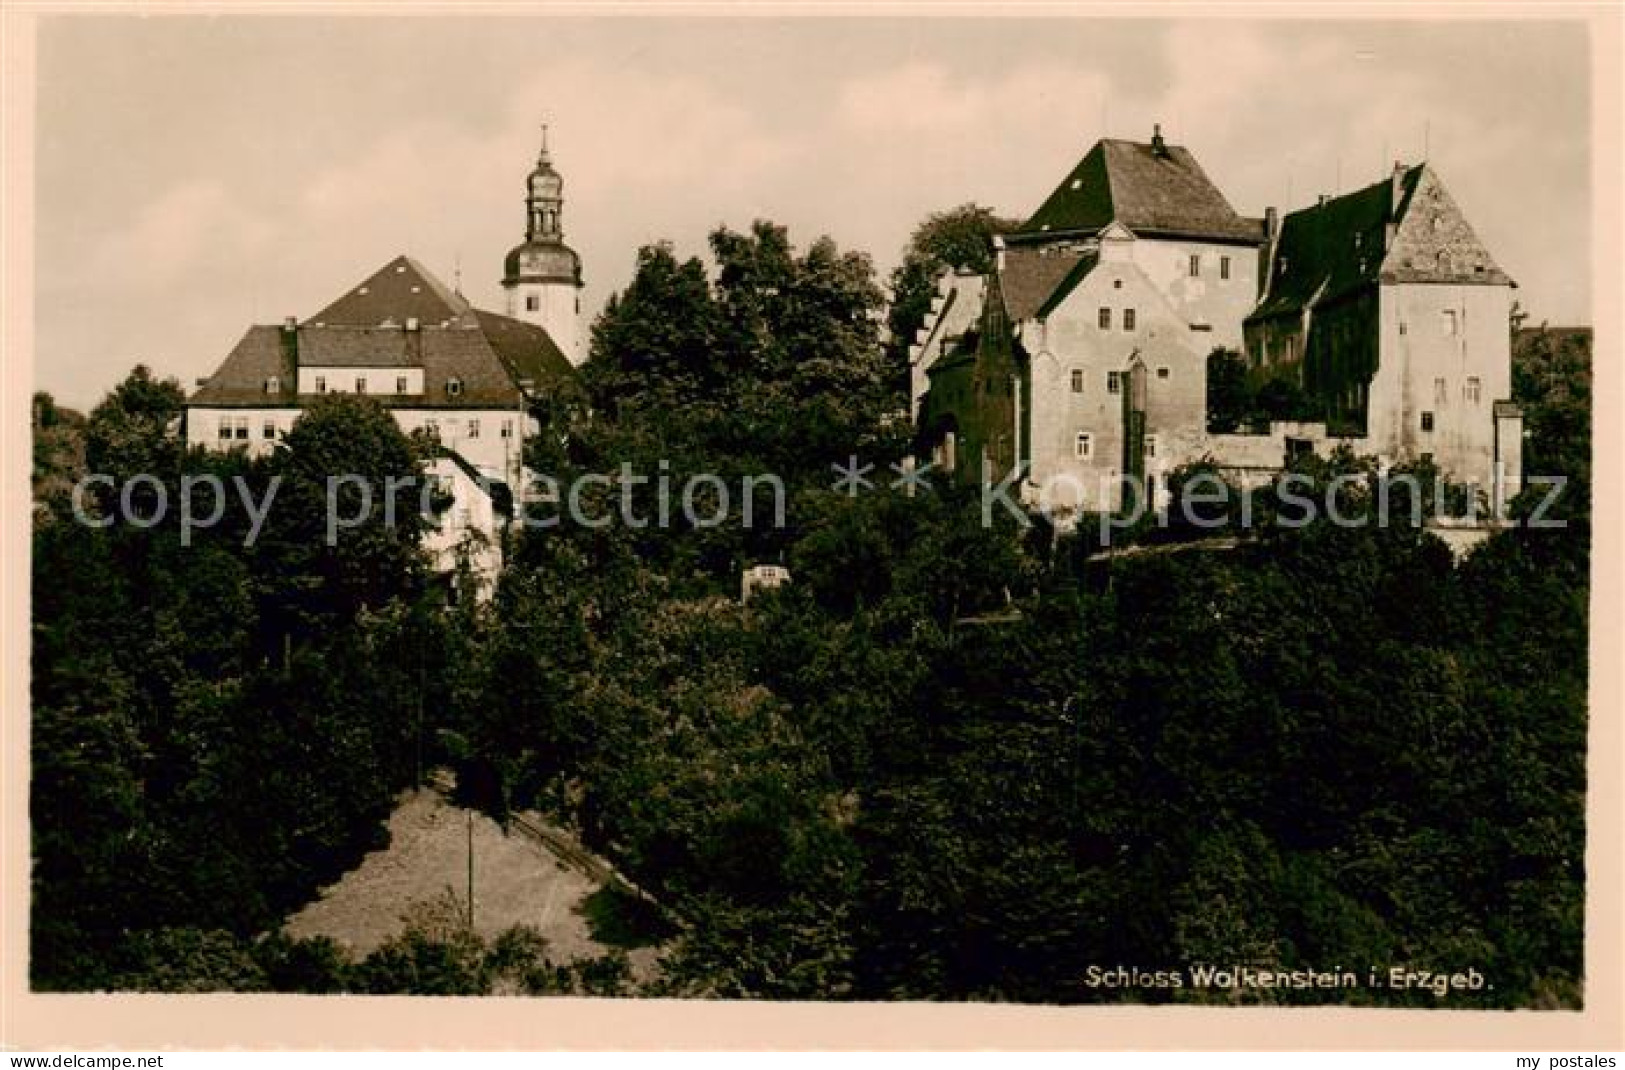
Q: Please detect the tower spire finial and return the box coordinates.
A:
[539,121,550,164]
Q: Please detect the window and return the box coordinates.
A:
[1123,308,1137,331]
[1398,322,1407,337]
[1098,307,1112,330]
[525,294,540,312]
[1107,372,1122,395]
[1074,432,1093,459]
[467,418,481,439]
[1434,377,1448,404]
[396,376,409,394]
[264,376,279,394]
[217,419,232,441]
[501,419,514,439]
[1157,367,1171,380]
[1421,411,1435,432]
[355,376,368,394]
[314,375,327,394]
[446,378,463,397]
[1441,309,1459,336]
[1220,255,1231,280]
[262,420,276,440]
[233,417,249,441]
[1188,254,1201,277]
[1145,435,1158,458]
[1464,377,1482,403]
[1070,369,1084,393]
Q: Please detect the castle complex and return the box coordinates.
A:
[913,127,1523,517]
[186,131,582,596]
[182,122,1525,584]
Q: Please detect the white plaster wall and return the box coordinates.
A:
[910,272,985,420]
[186,407,300,459]
[506,281,582,365]
[1129,237,1259,350]
[189,405,536,486]
[422,455,505,598]
[1374,283,1513,487]
[296,367,425,396]
[1023,260,1207,513]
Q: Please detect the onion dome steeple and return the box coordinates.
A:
[502,124,584,364]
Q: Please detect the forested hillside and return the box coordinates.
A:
[30,228,1590,1004]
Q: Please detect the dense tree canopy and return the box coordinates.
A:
[31,229,1591,1006]
[883,204,1021,393]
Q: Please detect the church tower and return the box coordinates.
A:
[502,126,584,364]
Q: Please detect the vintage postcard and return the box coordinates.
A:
[3,2,1620,1053]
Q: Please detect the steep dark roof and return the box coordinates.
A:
[308,255,472,327]
[999,246,1096,322]
[1249,171,1412,322]
[1248,163,1511,325]
[471,309,578,395]
[192,255,579,408]
[190,326,298,405]
[297,327,416,368]
[1015,138,1262,245]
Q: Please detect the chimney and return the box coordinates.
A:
[992,234,1006,274]
[1258,207,1282,300]
[1317,193,1330,208]
[282,316,297,333]
[406,316,420,332]
[1151,123,1168,157]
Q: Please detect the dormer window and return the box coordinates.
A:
[446,378,464,398]
[263,376,279,394]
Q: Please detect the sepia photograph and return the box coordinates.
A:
[5,4,1619,1053]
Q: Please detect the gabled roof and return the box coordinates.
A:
[308,255,472,327]
[1014,137,1263,245]
[1248,163,1512,324]
[191,255,579,408]
[1249,171,1409,321]
[471,309,577,394]
[999,246,1096,322]
[190,326,298,405]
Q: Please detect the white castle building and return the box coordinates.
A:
[186,131,582,596]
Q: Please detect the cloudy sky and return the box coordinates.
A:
[35,15,1591,410]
